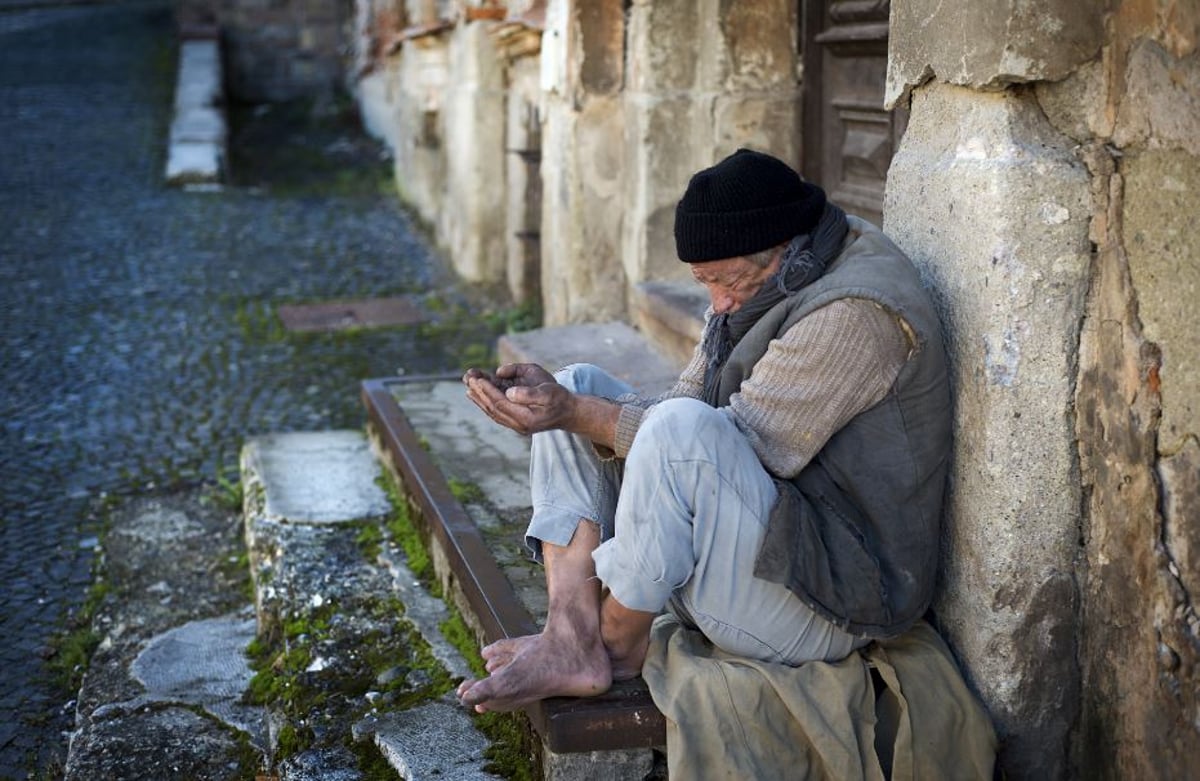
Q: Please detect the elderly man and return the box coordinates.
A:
[457,148,950,714]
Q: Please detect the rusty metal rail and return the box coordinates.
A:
[361,377,665,753]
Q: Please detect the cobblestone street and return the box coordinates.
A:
[0,2,505,776]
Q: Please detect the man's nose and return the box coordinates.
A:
[712,291,735,314]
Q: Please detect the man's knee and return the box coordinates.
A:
[553,363,605,394]
[635,398,734,457]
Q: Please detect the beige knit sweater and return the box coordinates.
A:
[613,297,912,479]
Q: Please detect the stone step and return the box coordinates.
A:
[497,320,681,397]
[240,429,503,779]
[630,280,708,369]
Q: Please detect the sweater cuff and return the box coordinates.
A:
[613,403,646,458]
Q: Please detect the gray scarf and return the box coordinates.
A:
[700,202,849,406]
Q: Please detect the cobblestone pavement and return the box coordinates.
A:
[0,2,507,776]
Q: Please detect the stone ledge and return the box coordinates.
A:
[361,377,667,757]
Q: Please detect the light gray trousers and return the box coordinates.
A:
[525,364,864,665]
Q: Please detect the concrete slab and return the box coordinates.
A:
[242,430,391,524]
[365,699,501,781]
[176,40,221,107]
[389,380,531,516]
[130,611,266,749]
[165,140,222,185]
[167,38,225,186]
[170,106,225,143]
[497,321,679,398]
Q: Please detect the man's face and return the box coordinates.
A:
[690,252,781,315]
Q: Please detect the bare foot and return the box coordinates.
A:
[457,628,612,713]
[481,634,544,672]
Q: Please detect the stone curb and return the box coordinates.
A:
[165,39,225,186]
[241,429,501,779]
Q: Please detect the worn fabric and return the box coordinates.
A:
[613,296,909,476]
[724,216,952,637]
[642,614,997,781]
[526,364,864,664]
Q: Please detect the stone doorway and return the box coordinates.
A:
[800,0,906,227]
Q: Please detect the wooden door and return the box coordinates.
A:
[801,0,906,227]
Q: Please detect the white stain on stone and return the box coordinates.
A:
[1039,202,1070,224]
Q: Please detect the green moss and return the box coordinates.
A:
[477,711,539,781]
[232,299,287,343]
[446,478,486,506]
[355,520,384,560]
[439,608,485,679]
[377,472,437,594]
[49,577,111,691]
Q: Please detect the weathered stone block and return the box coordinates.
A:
[626,0,704,92]
[718,0,798,92]
[883,82,1092,779]
[1122,148,1200,447]
[440,21,507,283]
[620,95,705,287]
[540,95,628,325]
[886,0,1108,107]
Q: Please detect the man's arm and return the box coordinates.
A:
[464,363,623,448]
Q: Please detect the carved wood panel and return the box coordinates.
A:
[801,0,906,227]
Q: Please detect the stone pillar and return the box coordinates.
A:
[539,0,628,325]
[884,83,1092,779]
[440,20,508,283]
[391,37,450,226]
[503,53,543,306]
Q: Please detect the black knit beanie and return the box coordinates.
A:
[674,148,826,262]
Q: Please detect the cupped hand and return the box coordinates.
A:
[463,363,575,435]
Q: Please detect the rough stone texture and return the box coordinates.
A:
[619,0,801,298]
[441,20,508,283]
[541,747,656,781]
[883,82,1092,779]
[886,0,1109,108]
[381,380,549,626]
[1123,149,1200,448]
[241,431,392,525]
[166,40,226,185]
[130,614,264,746]
[391,39,451,225]
[503,54,543,306]
[1072,139,1200,780]
[540,93,629,325]
[66,706,253,781]
[240,428,493,775]
[368,699,501,780]
[64,493,261,780]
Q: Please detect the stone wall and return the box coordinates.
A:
[886,0,1200,777]
[353,0,802,321]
